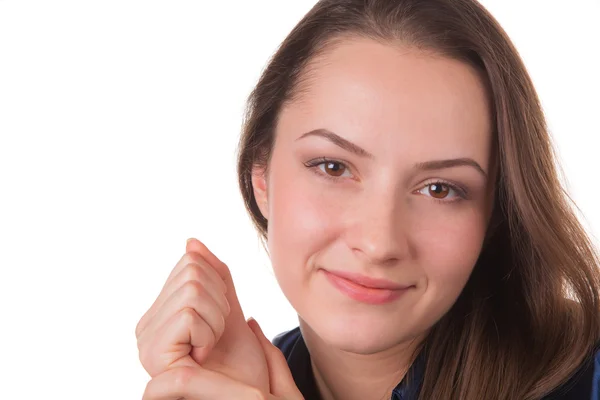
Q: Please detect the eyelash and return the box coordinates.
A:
[303,157,469,203]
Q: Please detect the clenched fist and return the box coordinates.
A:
[135,238,304,399]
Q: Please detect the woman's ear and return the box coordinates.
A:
[251,164,269,220]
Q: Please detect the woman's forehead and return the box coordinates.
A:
[277,37,494,169]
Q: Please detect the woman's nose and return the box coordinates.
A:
[345,195,412,267]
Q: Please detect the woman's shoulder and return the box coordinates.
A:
[272,326,303,356]
[541,341,600,399]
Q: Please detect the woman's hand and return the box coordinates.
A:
[135,238,270,393]
[142,318,305,400]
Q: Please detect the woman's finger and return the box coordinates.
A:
[138,279,228,347]
[142,366,266,400]
[138,281,229,375]
[164,238,228,289]
[139,306,217,376]
[138,269,230,344]
[150,257,229,321]
[136,250,227,338]
[248,318,304,399]
[185,238,233,283]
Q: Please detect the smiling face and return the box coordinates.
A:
[252,37,495,354]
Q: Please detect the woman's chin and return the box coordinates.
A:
[302,313,415,355]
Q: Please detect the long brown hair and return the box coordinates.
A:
[236,0,600,398]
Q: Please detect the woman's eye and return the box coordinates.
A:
[317,161,352,178]
[417,182,462,200]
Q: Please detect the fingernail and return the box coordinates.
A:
[247,317,258,330]
[248,317,263,334]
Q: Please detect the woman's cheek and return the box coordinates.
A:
[271,174,338,235]
[267,169,341,267]
[412,204,487,300]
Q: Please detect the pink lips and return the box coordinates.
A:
[322,269,412,304]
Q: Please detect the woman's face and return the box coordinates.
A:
[252,37,495,354]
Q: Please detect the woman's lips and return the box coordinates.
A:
[322,269,412,304]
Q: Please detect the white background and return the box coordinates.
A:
[0,1,598,398]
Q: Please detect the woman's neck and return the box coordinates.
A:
[299,320,424,400]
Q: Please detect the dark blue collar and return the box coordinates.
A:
[272,327,425,400]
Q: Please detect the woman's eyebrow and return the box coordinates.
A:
[297,128,487,179]
[414,158,487,179]
[296,129,374,158]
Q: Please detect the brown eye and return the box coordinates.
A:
[416,181,465,202]
[305,158,353,180]
[428,183,450,199]
[320,161,347,177]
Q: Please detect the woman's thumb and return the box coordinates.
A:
[247,318,304,399]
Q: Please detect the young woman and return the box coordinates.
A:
[135,0,600,398]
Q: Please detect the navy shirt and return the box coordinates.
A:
[273,327,600,400]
